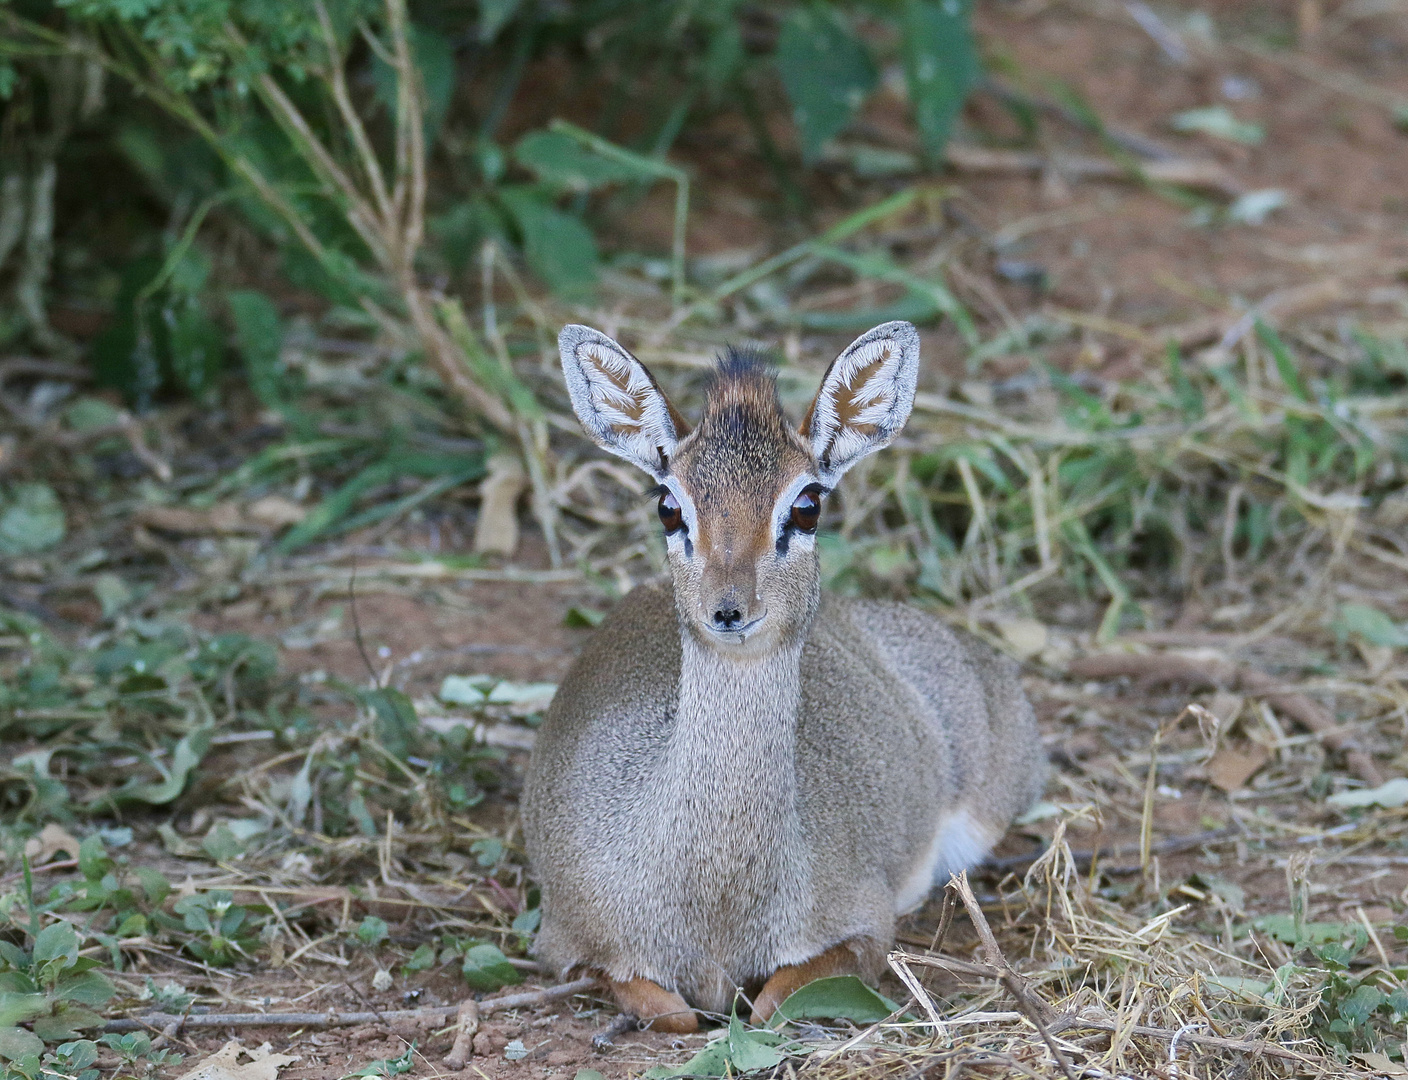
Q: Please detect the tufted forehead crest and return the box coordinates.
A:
[697,347,790,435]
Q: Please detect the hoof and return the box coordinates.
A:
[607,976,699,1034]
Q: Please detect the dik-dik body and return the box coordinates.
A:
[523,321,1046,1032]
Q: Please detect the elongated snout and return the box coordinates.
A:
[699,537,762,636]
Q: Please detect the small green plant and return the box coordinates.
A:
[160,891,261,966]
[98,1032,183,1078]
[1249,911,1408,1061]
[343,1042,414,1079]
[354,917,389,948]
[1,1038,100,1080]
[138,980,192,1016]
[642,1000,799,1079]
[1313,941,1408,1061]
[420,936,520,992]
[0,889,115,1060]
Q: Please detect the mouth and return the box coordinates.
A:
[705,613,767,642]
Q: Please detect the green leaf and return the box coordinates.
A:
[0,993,49,1028]
[356,917,389,947]
[0,1026,44,1061]
[470,838,503,868]
[201,823,245,863]
[1170,105,1264,145]
[0,484,66,556]
[33,1005,104,1042]
[135,867,171,907]
[1327,778,1408,810]
[77,835,110,882]
[1256,321,1309,401]
[64,397,125,433]
[403,943,436,972]
[641,1038,730,1080]
[55,1040,98,1069]
[563,606,605,628]
[478,0,522,41]
[344,1042,415,1078]
[366,688,419,761]
[1204,974,1271,1003]
[460,943,522,992]
[1252,914,1358,945]
[1331,603,1408,649]
[727,1012,786,1072]
[901,0,978,161]
[227,290,286,413]
[372,24,457,140]
[115,726,211,805]
[774,6,877,162]
[511,908,540,936]
[164,297,224,401]
[52,972,115,1008]
[32,924,79,970]
[498,187,598,298]
[1339,983,1388,1025]
[772,975,900,1026]
[514,131,656,193]
[439,675,556,713]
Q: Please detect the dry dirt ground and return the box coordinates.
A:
[7,2,1408,1079]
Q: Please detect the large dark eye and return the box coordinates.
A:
[789,486,822,534]
[657,490,684,534]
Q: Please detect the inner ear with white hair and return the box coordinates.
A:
[559,325,691,479]
[801,321,920,485]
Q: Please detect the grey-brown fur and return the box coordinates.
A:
[525,322,1047,1016]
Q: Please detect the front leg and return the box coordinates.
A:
[606,975,699,1033]
[749,941,866,1025]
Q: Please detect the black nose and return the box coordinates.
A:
[712,606,743,630]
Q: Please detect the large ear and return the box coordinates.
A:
[558,325,690,478]
[801,321,920,484]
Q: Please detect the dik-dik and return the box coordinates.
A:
[524,321,1046,1032]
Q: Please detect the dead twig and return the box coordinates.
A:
[103,975,599,1034]
[442,998,480,1069]
[590,1012,636,1050]
[1068,652,1384,786]
[943,143,1242,197]
[947,872,1077,1080]
[1065,1016,1319,1065]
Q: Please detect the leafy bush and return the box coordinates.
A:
[0,0,978,410]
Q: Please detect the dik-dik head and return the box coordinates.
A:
[560,322,920,655]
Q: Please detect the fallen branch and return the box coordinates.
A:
[102,975,598,1034]
[943,144,1242,197]
[1069,653,1384,786]
[442,998,480,1070]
